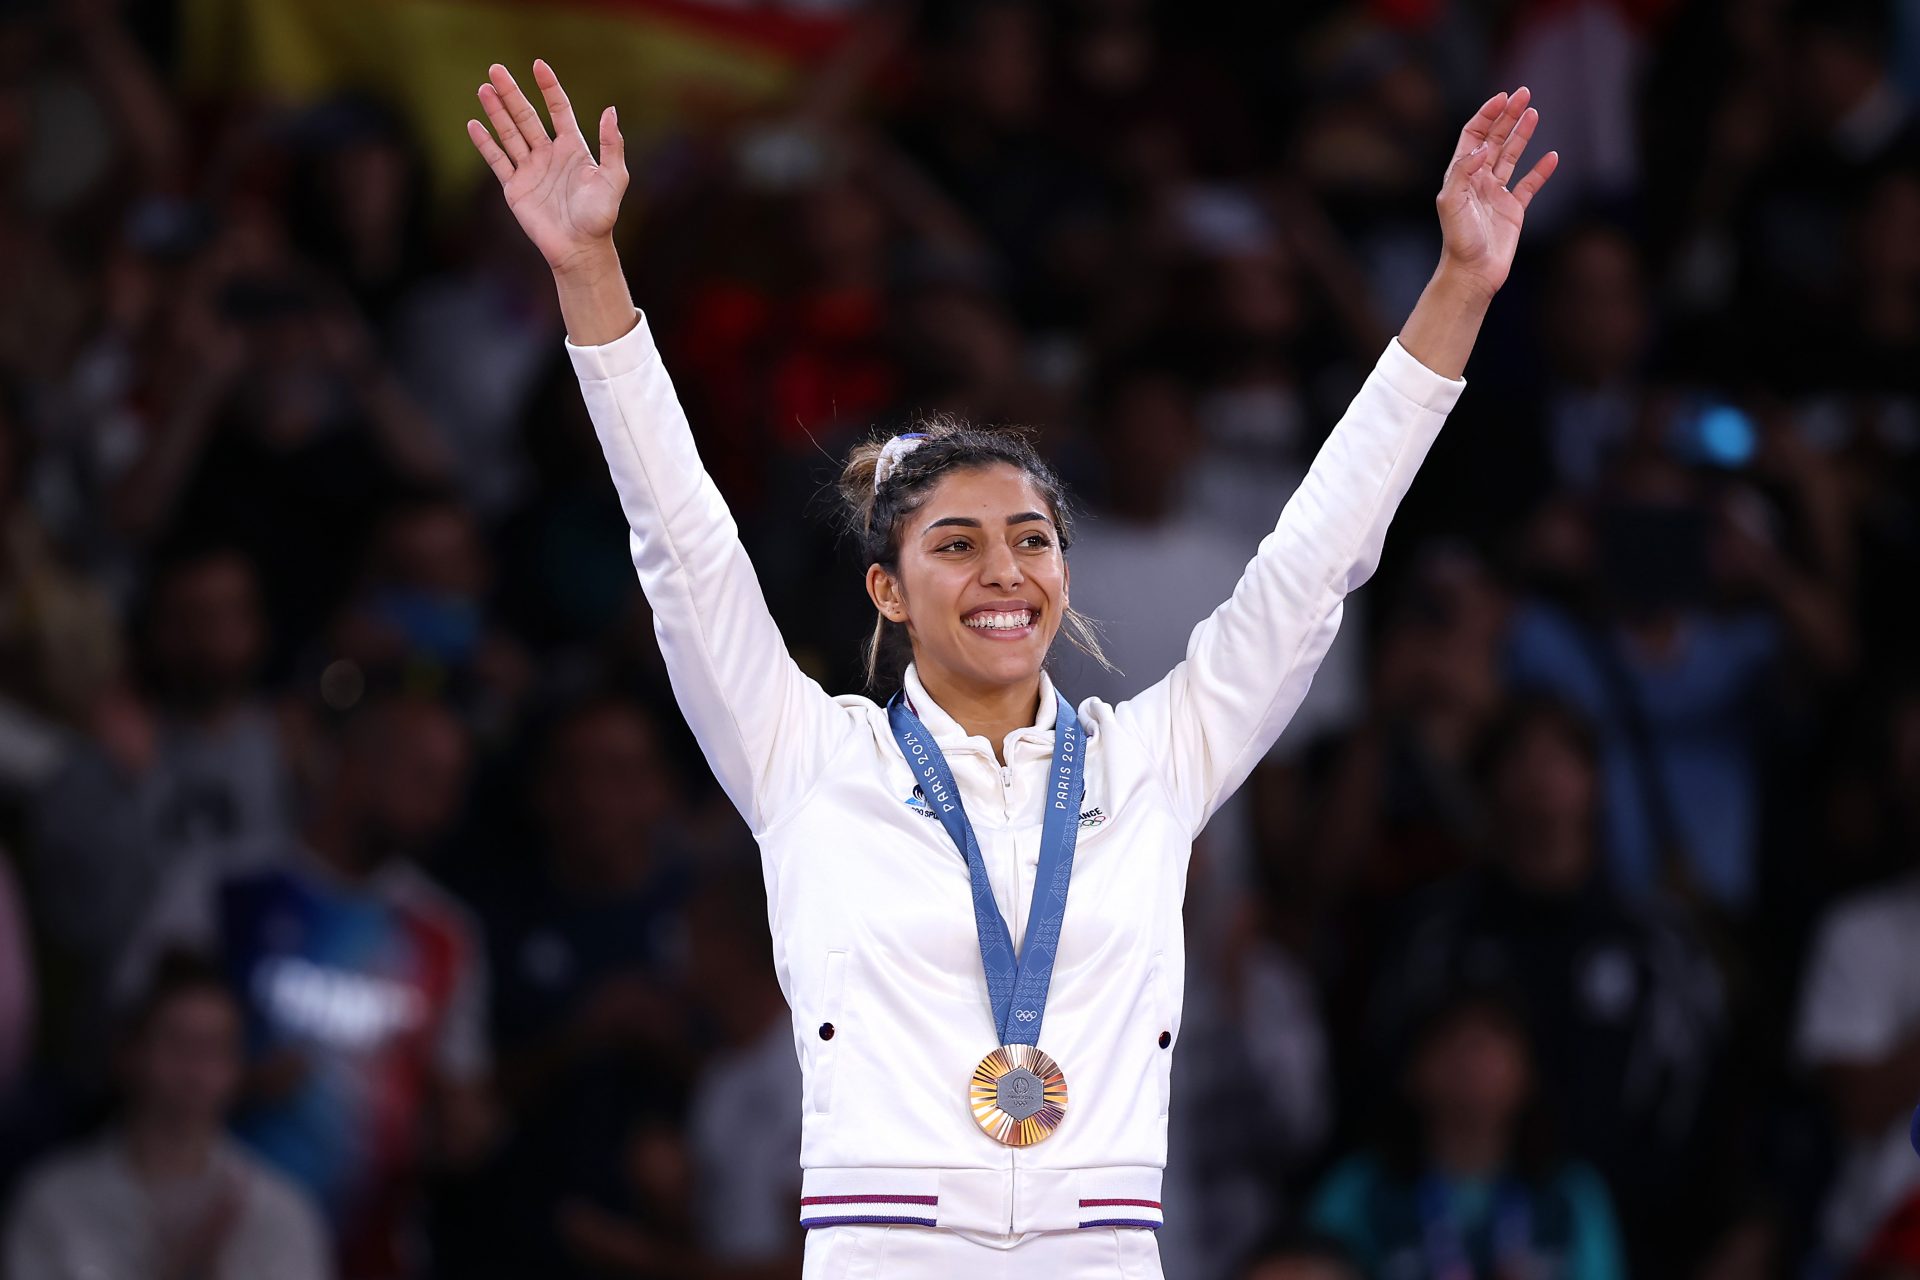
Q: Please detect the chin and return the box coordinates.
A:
[960,636,1055,688]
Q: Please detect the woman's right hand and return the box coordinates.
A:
[467,60,627,274]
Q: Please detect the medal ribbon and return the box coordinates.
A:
[888,690,1085,1047]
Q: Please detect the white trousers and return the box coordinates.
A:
[801,1226,1164,1279]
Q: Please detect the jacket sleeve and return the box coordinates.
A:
[1113,337,1464,836]
[567,312,858,834]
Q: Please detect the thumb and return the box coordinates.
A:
[598,106,627,185]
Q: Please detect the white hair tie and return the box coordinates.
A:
[873,433,929,493]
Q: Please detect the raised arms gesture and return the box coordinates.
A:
[468,60,637,345]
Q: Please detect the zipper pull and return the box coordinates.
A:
[1001,765,1013,789]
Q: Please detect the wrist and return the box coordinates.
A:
[551,240,622,286]
[1430,260,1500,308]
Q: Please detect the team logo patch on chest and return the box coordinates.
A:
[1078,807,1106,829]
[904,786,942,819]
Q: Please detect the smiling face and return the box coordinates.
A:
[866,462,1069,698]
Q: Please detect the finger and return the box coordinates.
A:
[466,118,516,185]
[597,105,627,181]
[1452,91,1509,162]
[1492,106,1539,186]
[1446,135,1496,195]
[489,63,550,151]
[477,84,528,163]
[532,58,584,142]
[1512,150,1560,210]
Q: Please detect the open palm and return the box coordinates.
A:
[1437,87,1559,296]
[467,60,628,272]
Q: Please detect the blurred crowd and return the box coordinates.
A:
[0,0,1917,1277]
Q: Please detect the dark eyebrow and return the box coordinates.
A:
[922,512,1055,535]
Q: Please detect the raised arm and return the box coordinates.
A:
[1115,89,1557,833]
[467,61,855,831]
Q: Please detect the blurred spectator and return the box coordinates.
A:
[0,385,119,790]
[1287,28,1456,323]
[1738,0,1920,382]
[393,183,564,519]
[1311,989,1628,1280]
[1796,686,1920,1269]
[1050,361,1251,704]
[463,695,691,1276]
[1505,446,1852,912]
[31,547,290,1062]
[284,98,435,330]
[1537,225,1654,494]
[1161,898,1333,1280]
[1492,0,1658,230]
[492,353,641,654]
[327,494,532,732]
[1316,547,1509,901]
[1369,696,1724,1272]
[116,696,489,1280]
[893,0,1107,326]
[685,872,802,1270]
[112,268,453,664]
[4,954,331,1280]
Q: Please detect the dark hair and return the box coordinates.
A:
[1379,984,1562,1185]
[836,414,1111,692]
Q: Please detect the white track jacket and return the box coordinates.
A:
[567,313,1465,1243]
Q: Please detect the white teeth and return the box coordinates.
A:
[965,610,1034,631]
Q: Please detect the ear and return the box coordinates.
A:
[865,563,909,623]
[1061,556,1070,607]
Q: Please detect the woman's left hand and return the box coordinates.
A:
[1435,87,1558,297]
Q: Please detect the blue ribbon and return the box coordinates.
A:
[887,689,1085,1047]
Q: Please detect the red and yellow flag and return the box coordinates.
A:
[180,0,853,203]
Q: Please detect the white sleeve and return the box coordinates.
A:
[567,313,860,834]
[1113,337,1464,834]
[1797,901,1904,1065]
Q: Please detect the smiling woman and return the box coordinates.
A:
[466,55,1554,1279]
[836,415,1111,758]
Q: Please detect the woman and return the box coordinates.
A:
[465,58,1555,1279]
[1309,989,1627,1280]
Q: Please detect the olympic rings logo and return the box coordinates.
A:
[1014,1010,1038,1021]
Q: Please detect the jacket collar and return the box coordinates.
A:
[901,663,1059,756]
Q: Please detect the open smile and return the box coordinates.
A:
[962,605,1039,641]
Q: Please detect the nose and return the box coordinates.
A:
[979,539,1023,589]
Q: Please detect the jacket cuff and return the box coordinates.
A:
[565,309,656,382]
[1378,336,1468,414]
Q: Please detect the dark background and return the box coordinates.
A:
[0,0,1917,1276]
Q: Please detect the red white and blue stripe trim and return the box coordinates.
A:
[798,1193,1162,1231]
[1077,1197,1163,1230]
[799,1193,939,1229]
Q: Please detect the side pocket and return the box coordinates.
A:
[811,949,849,1115]
[1149,950,1171,1118]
